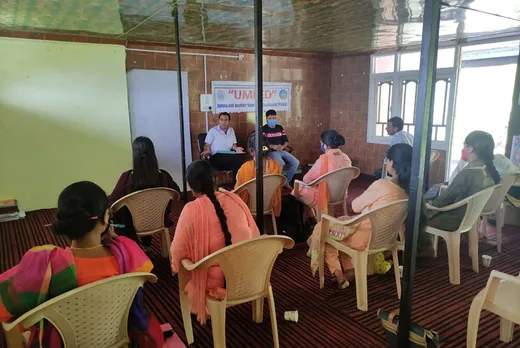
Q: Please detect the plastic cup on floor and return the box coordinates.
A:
[284,311,298,322]
[482,255,492,267]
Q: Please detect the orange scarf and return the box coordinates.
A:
[184,196,212,324]
[317,153,329,215]
[185,191,256,324]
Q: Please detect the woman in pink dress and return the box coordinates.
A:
[170,160,260,324]
[292,129,352,215]
[309,144,413,288]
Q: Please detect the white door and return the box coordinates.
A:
[127,69,192,188]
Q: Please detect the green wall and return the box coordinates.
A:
[0,38,132,211]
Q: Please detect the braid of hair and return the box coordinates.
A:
[481,153,501,184]
[205,188,232,246]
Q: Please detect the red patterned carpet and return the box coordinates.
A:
[1,177,519,347]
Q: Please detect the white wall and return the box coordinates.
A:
[127,69,192,187]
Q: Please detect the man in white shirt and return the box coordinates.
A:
[201,112,246,179]
[202,112,244,156]
[386,117,414,146]
[375,117,414,178]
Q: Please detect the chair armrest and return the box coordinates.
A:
[181,259,198,271]
[321,213,368,226]
[426,199,468,212]
[180,256,215,271]
[482,270,520,302]
[293,180,305,199]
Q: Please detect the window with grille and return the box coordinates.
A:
[367,48,457,150]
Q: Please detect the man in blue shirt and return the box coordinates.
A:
[386,117,414,146]
[375,117,414,178]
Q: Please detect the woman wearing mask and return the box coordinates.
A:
[292,129,352,214]
[308,144,418,288]
[109,136,180,250]
[427,131,501,232]
[0,181,163,347]
[170,160,260,324]
[235,132,283,216]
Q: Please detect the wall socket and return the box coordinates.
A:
[200,94,213,112]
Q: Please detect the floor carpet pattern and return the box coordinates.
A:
[1,179,520,347]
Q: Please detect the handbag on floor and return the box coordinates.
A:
[378,309,440,348]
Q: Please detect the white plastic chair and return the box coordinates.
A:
[294,166,360,219]
[2,273,157,348]
[318,199,408,311]
[480,173,520,253]
[426,185,497,285]
[220,174,286,235]
[467,270,520,347]
[178,235,295,348]
[430,150,440,164]
[110,188,180,258]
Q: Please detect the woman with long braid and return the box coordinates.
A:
[170,160,259,324]
[427,130,501,232]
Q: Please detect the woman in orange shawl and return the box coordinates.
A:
[309,144,413,288]
[292,129,352,215]
[235,132,282,216]
[170,160,260,324]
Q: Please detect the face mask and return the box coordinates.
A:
[267,119,277,127]
[461,147,471,161]
[320,144,326,153]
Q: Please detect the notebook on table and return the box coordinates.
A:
[216,150,242,155]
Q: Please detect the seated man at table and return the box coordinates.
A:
[263,109,299,189]
[201,112,246,179]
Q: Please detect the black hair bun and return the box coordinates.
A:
[53,197,97,239]
[334,134,346,146]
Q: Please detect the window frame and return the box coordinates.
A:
[366,48,460,151]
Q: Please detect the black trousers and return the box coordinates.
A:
[209,153,247,179]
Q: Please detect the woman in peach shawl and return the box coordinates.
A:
[292,129,352,215]
[235,132,282,216]
[309,144,412,288]
[170,160,260,324]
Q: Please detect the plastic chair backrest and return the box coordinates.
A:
[110,188,180,232]
[186,236,294,303]
[3,273,157,348]
[235,174,286,214]
[482,174,520,214]
[430,150,440,164]
[366,199,409,250]
[312,167,360,204]
[198,133,207,154]
[458,185,498,232]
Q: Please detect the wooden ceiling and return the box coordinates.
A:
[1,0,520,53]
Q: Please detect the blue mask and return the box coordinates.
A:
[267,119,277,127]
[320,144,326,153]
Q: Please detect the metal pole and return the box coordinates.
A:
[397,0,440,346]
[254,0,264,233]
[504,44,520,158]
[173,4,188,202]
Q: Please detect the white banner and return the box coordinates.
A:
[212,81,292,114]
